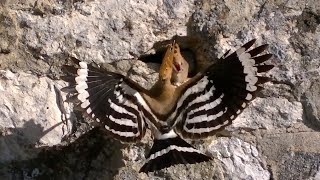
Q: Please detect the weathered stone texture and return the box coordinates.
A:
[0,0,319,179]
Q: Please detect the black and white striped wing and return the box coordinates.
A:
[61,60,150,142]
[172,39,274,139]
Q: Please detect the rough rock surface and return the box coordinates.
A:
[0,0,319,179]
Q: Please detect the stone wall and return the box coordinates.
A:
[0,0,319,179]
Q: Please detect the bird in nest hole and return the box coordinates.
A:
[61,39,274,173]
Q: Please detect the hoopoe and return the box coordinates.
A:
[171,43,190,86]
[61,39,274,173]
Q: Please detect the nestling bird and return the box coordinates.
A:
[170,43,190,86]
[61,39,274,173]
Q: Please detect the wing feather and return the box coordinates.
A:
[61,59,153,142]
[172,39,274,139]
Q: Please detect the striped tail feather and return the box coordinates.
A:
[139,135,211,173]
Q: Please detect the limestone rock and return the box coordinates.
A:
[0,0,319,179]
[208,137,270,180]
[0,70,71,163]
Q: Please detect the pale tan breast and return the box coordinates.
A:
[142,83,179,116]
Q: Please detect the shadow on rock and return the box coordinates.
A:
[0,120,124,180]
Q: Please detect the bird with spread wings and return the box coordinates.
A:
[61,39,274,173]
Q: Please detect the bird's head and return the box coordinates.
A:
[159,42,175,82]
[172,43,183,73]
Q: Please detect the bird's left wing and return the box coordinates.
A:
[61,59,156,142]
[170,39,274,139]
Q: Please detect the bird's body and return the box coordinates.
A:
[143,42,198,120]
[61,39,274,173]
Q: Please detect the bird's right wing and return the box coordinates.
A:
[171,39,274,139]
[61,59,157,142]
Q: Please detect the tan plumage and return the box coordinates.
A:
[171,42,190,86]
[142,42,191,117]
[61,39,274,172]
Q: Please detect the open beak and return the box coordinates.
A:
[171,40,182,72]
[173,61,181,72]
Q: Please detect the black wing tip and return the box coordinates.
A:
[263,53,273,59]
[259,43,269,47]
[69,56,81,65]
[243,39,257,50]
[257,76,272,84]
[256,64,275,73]
[253,53,273,64]
[248,44,269,57]
[257,44,269,52]
[139,136,211,173]
[221,49,231,59]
